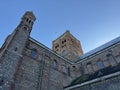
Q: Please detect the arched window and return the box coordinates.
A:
[22,26,28,30]
[97,60,104,69]
[62,39,66,44]
[52,60,58,69]
[26,18,29,22]
[31,49,37,58]
[29,20,31,24]
[14,47,18,51]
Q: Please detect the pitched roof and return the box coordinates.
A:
[77,36,120,61]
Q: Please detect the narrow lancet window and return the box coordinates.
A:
[31,49,37,58]
[97,60,104,69]
[53,60,58,69]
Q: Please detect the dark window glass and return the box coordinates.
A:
[31,49,37,58]
[0,79,4,86]
[29,20,31,24]
[62,39,66,44]
[53,60,58,69]
[22,26,28,30]
[98,60,104,69]
[55,44,59,48]
[26,18,29,22]
[15,48,18,51]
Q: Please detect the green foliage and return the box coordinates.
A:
[71,74,89,85]
[64,63,120,89]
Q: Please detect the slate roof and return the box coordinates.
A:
[29,37,74,64]
[77,36,120,61]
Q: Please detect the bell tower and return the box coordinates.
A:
[18,11,36,34]
[0,11,36,90]
[52,30,83,61]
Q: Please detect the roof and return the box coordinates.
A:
[29,37,74,64]
[29,35,120,64]
[77,36,120,61]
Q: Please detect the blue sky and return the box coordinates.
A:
[0,0,120,53]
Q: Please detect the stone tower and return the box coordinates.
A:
[52,30,83,61]
[0,11,36,90]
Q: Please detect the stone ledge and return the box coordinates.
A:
[64,71,120,90]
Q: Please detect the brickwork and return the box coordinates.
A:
[0,11,36,90]
[26,39,73,89]
[7,37,74,90]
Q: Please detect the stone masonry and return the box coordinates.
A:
[0,11,120,90]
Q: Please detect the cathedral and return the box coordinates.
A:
[0,11,120,90]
